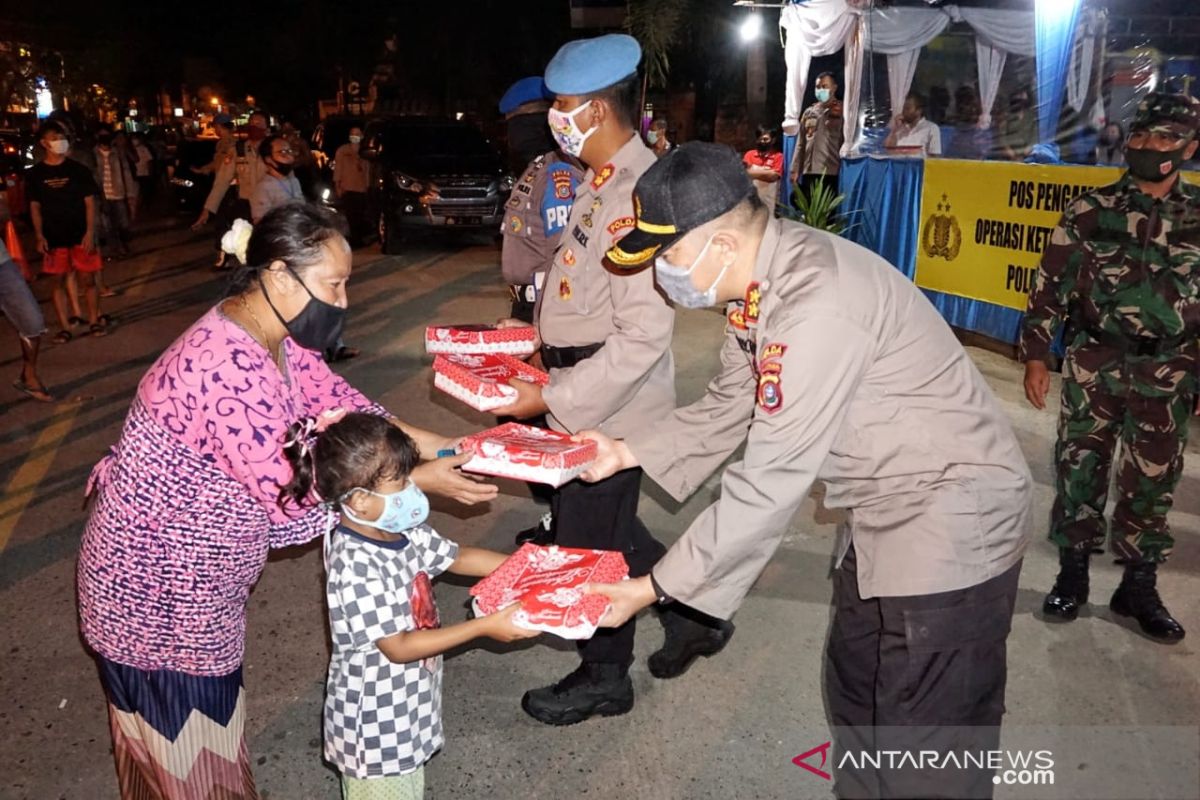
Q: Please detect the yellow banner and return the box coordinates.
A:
[914,159,1124,310]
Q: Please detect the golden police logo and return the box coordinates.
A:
[552,169,573,200]
[559,277,573,300]
[581,197,602,229]
[508,215,523,234]
[921,193,962,261]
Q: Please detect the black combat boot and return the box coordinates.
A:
[521,661,634,726]
[514,512,555,547]
[1042,547,1090,621]
[1109,562,1185,643]
[648,605,735,679]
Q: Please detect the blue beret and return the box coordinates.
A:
[544,34,641,96]
[499,76,551,115]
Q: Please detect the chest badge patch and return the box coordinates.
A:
[756,342,787,415]
[562,248,576,267]
[559,276,573,300]
[508,215,524,234]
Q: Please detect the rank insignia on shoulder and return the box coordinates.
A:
[591,164,615,190]
[745,282,762,324]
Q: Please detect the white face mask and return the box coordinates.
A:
[646,130,659,145]
[547,101,598,158]
[654,233,730,309]
[48,140,70,155]
[348,135,362,144]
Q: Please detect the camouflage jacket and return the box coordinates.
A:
[1020,173,1200,378]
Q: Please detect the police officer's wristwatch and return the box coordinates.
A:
[649,572,673,605]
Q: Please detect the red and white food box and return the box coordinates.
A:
[471,543,629,639]
[455,422,596,487]
[425,324,538,356]
[432,354,549,412]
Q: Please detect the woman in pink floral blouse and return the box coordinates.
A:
[76,204,497,800]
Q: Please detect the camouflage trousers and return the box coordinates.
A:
[1051,346,1194,563]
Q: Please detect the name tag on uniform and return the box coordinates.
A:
[572,225,589,247]
[516,182,533,195]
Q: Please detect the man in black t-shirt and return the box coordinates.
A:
[27,121,106,341]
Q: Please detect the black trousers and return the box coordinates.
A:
[826,546,1021,800]
[551,467,666,665]
[340,191,369,247]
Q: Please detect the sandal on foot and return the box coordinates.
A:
[13,378,54,403]
[90,322,109,337]
[52,330,72,344]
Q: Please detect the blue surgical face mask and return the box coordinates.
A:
[654,233,730,309]
[341,483,429,533]
[815,88,832,103]
[646,130,659,145]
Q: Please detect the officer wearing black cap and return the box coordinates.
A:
[492,35,732,727]
[582,142,1033,798]
[1022,92,1200,643]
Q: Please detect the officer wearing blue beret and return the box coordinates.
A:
[492,34,734,727]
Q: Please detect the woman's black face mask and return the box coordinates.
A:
[261,266,346,352]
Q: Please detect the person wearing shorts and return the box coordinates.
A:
[0,236,52,401]
[28,121,107,342]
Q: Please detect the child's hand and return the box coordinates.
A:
[484,603,541,643]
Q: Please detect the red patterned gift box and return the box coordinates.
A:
[425,324,538,356]
[471,543,629,639]
[455,422,596,486]
[432,354,549,412]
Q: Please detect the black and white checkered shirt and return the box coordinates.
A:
[323,524,459,778]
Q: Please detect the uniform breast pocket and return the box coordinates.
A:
[1087,240,1131,291]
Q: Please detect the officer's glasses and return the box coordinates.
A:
[1127,129,1192,149]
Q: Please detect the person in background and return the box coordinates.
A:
[743,124,783,210]
[998,89,1037,161]
[791,71,844,200]
[93,127,136,259]
[113,130,141,222]
[0,198,53,402]
[27,122,107,342]
[928,84,951,125]
[946,85,993,161]
[333,126,370,247]
[1094,122,1126,166]
[884,91,942,156]
[130,133,156,208]
[647,117,672,157]
[281,122,317,200]
[195,111,271,268]
[499,76,557,174]
[252,135,303,224]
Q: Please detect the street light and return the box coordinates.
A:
[740,13,762,42]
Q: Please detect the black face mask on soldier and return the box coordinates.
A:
[1125,142,1191,183]
[261,267,346,352]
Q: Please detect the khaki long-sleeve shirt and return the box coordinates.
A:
[633,218,1032,618]
[204,141,269,214]
[538,135,675,437]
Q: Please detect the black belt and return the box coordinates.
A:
[540,342,603,369]
[1084,326,1190,358]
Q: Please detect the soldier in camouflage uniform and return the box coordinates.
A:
[1020,92,1200,643]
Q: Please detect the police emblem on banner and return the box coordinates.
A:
[921,194,962,261]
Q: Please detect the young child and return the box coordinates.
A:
[280,410,537,799]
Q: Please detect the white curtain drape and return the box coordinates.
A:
[887,50,920,121]
[868,5,950,119]
[781,0,858,132]
[957,7,1036,57]
[975,39,1008,129]
[842,15,866,156]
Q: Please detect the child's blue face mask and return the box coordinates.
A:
[341,483,429,532]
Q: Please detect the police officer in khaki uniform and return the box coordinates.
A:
[582,143,1033,798]
[195,113,272,258]
[493,35,732,726]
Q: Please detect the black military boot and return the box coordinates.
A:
[521,661,634,726]
[1109,562,1185,643]
[1043,547,1090,621]
[514,512,555,547]
[648,605,735,679]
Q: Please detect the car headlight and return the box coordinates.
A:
[499,174,515,192]
[392,172,425,193]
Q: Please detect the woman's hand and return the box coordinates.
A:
[410,452,498,506]
[482,603,542,643]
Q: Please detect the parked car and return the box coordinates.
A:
[361,117,512,253]
[167,138,217,215]
[309,115,364,206]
